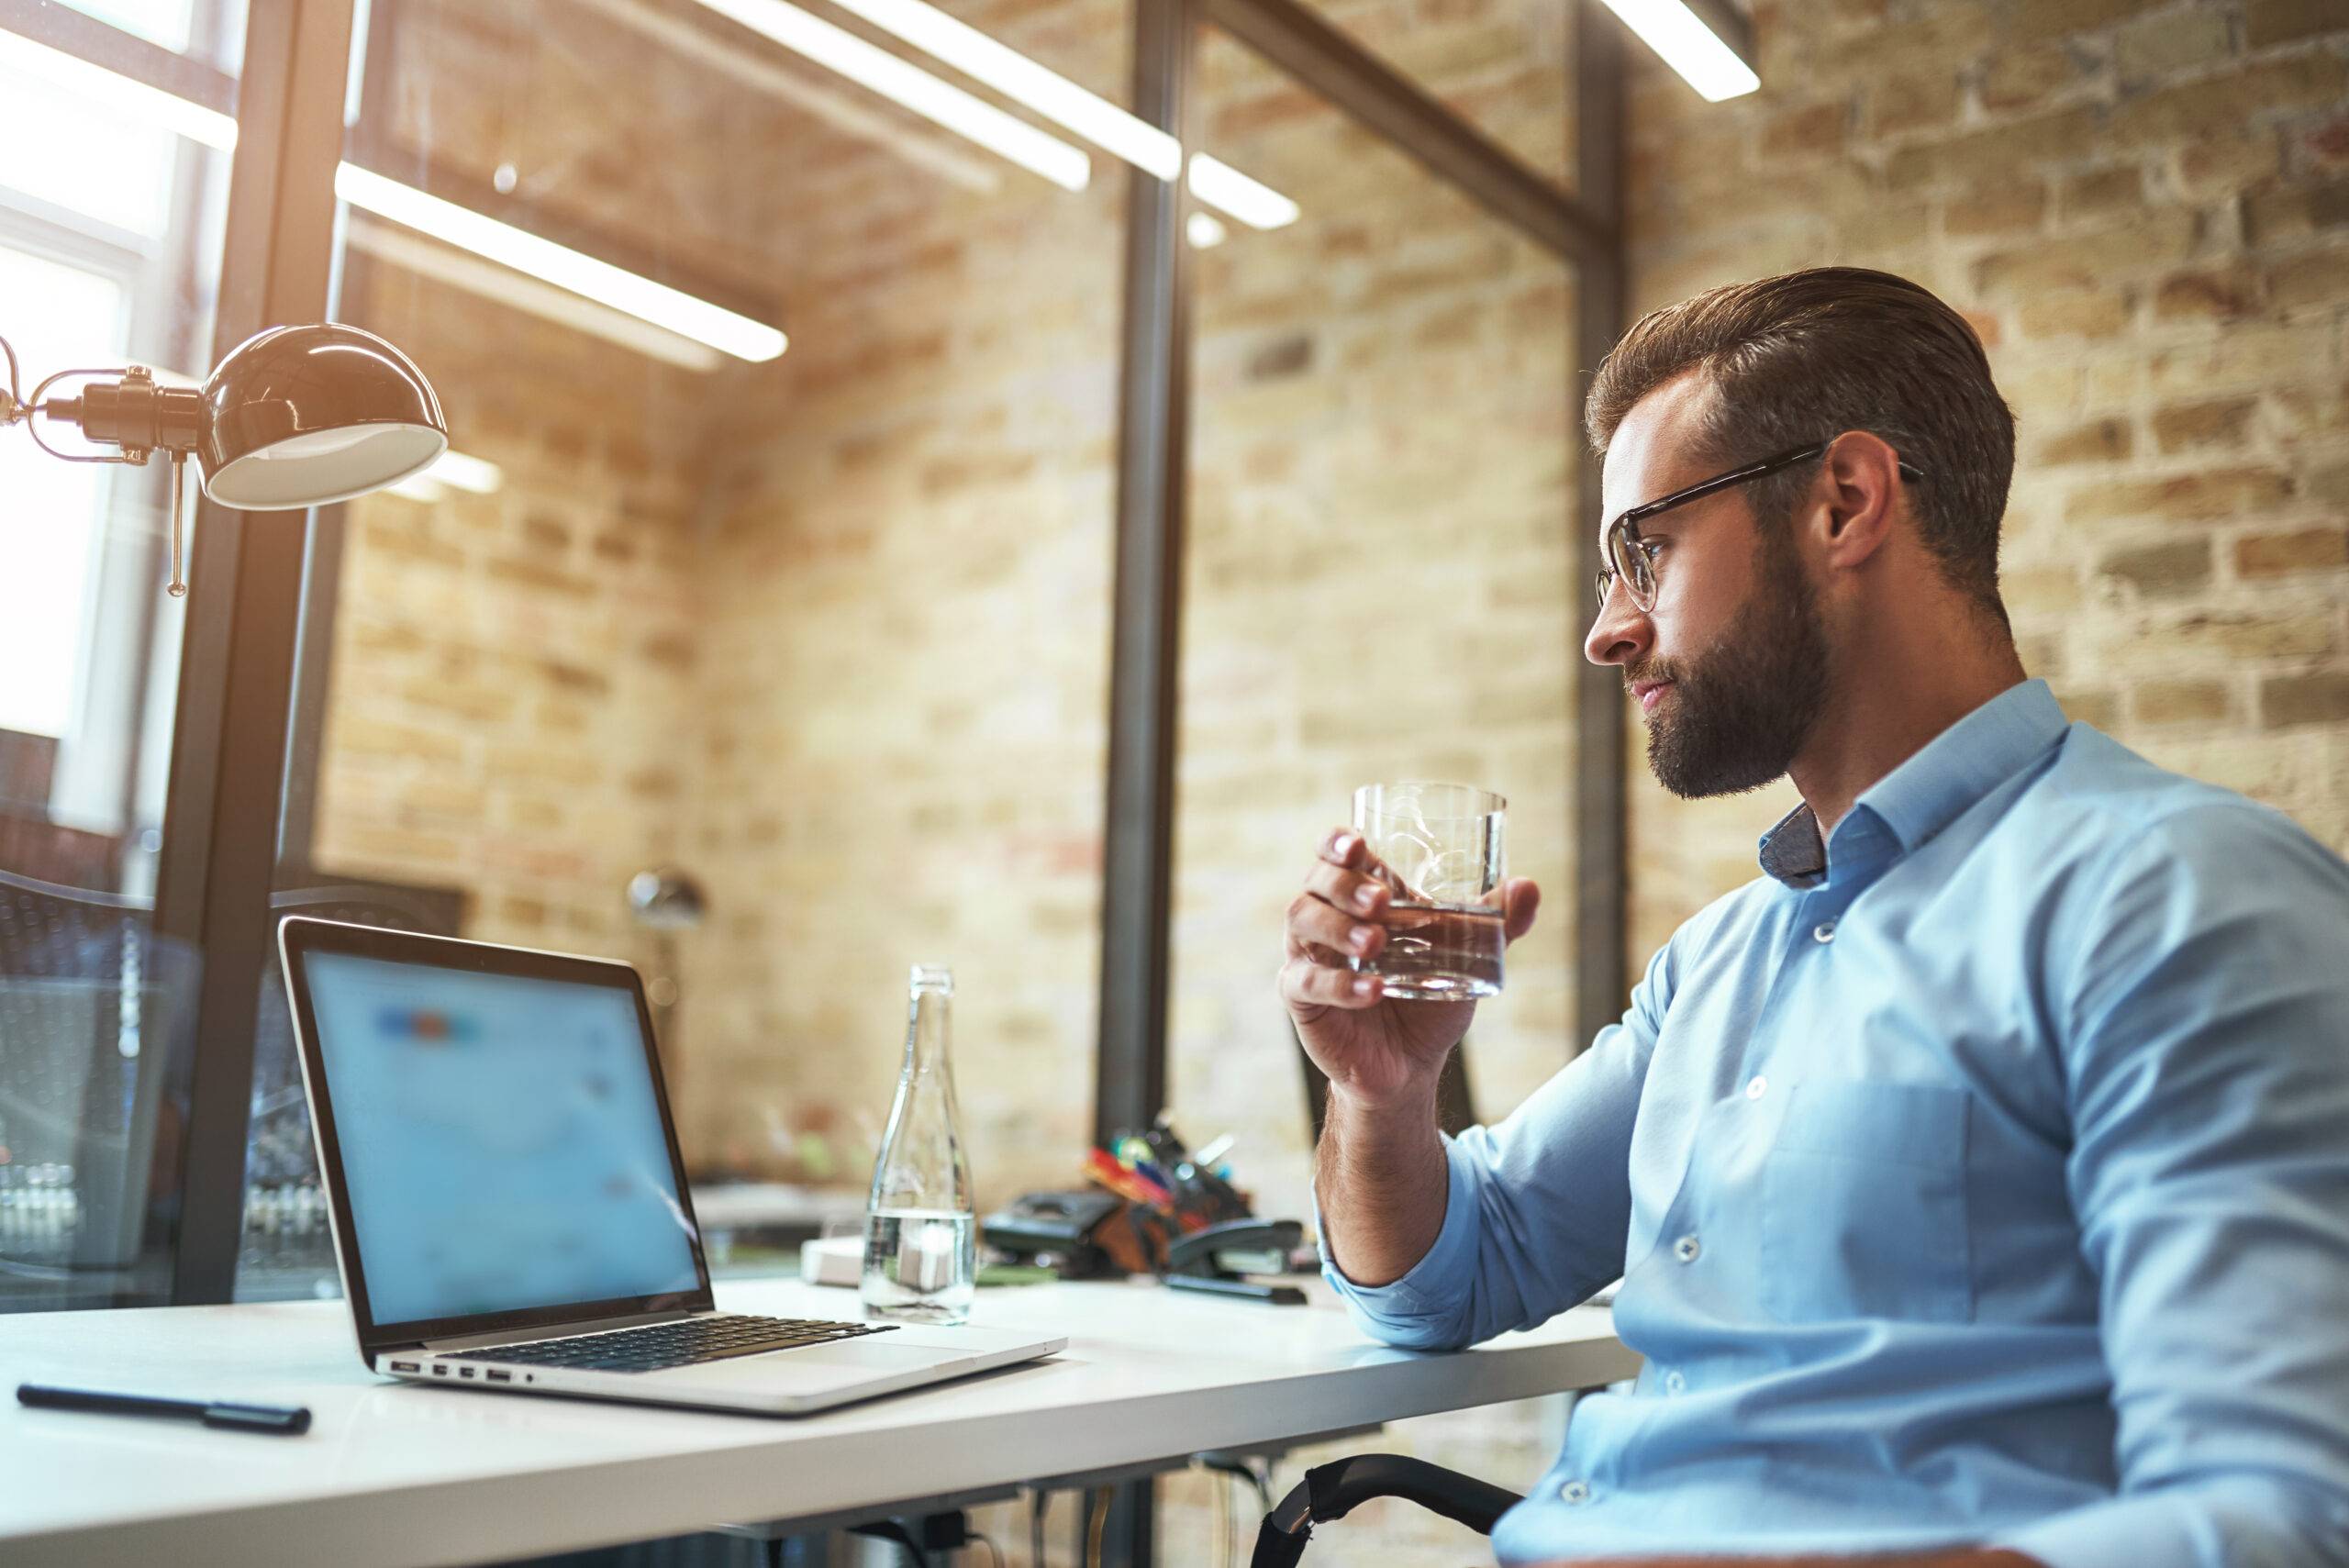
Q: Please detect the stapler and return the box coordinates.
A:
[1162,1218,1308,1306]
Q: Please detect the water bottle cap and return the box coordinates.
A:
[910,964,954,994]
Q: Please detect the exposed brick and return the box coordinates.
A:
[1978,43,2083,112]
[2245,0,2349,50]
[2153,262,2265,320]
[1865,72,1964,139]
[2166,610,2338,658]
[2236,525,2349,575]
[2036,417,2135,464]
[2063,164,2148,219]
[2113,10,2233,82]
[1947,179,2050,235]
[2066,466,2296,525]
[1887,106,2102,188]
[1976,211,2198,294]
[2133,677,2232,725]
[2152,396,2258,453]
[2268,247,2349,310]
[2099,536,2214,595]
[2263,671,2349,728]
[2021,288,2133,338]
[1762,100,1851,160]
[2110,54,2349,145]
[2005,0,2165,46]
[2243,179,2349,245]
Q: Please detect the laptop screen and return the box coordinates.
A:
[302,949,703,1327]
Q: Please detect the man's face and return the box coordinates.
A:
[1586,374,1831,799]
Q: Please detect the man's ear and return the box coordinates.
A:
[1813,431,1904,571]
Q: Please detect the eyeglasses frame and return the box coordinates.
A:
[1595,437,1926,612]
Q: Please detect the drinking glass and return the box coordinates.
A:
[1348,782,1507,1000]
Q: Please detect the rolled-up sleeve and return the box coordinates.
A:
[1995,806,2349,1568]
[1317,938,1670,1351]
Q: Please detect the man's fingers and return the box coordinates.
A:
[1280,957,1384,1011]
[1502,877,1542,943]
[1286,888,1386,963]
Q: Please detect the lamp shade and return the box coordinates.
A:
[196,323,448,510]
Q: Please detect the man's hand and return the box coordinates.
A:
[1280,826,1540,1109]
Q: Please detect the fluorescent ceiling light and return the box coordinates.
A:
[821,0,1177,180]
[427,449,504,495]
[1187,155,1299,230]
[1,28,783,365]
[1594,0,1759,102]
[1186,212,1227,249]
[806,0,1303,231]
[387,449,501,503]
[344,217,724,372]
[334,165,785,363]
[0,28,234,148]
[686,0,1092,192]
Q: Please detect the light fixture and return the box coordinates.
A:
[1593,0,1760,102]
[687,0,1093,192]
[0,30,786,367]
[1,322,448,597]
[788,0,1303,231]
[1186,212,1229,249]
[1186,154,1300,230]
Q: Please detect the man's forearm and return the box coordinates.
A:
[1552,1551,2043,1568]
[1316,1081,1450,1287]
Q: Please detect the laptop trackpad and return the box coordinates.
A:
[769,1339,963,1371]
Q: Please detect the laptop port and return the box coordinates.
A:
[485,1370,512,1383]
[431,1365,449,1376]
[389,1361,419,1373]
[459,1367,475,1379]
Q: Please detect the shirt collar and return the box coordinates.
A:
[1756,679,2069,890]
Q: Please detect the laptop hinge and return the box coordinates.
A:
[421,1307,701,1353]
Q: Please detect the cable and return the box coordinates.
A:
[1209,1463,1230,1568]
[1085,1485,1110,1568]
[1030,1490,1048,1566]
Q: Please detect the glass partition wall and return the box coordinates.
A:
[0,0,243,1313]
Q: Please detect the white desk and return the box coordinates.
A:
[1,1275,1636,1567]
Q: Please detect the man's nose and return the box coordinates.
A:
[1585,581,1652,668]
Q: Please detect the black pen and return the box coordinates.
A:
[17,1382,312,1435]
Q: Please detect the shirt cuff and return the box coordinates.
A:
[1314,1132,1481,1319]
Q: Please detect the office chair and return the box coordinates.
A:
[0,864,194,1276]
[1274,1028,1539,1563]
[237,877,466,1288]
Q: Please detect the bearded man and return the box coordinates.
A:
[1282,267,2349,1567]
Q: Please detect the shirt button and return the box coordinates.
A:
[1559,1479,1592,1505]
[1813,920,1836,943]
[1673,1233,1700,1263]
[1664,1370,1687,1396]
[1744,1074,1767,1101]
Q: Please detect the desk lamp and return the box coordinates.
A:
[0,322,447,597]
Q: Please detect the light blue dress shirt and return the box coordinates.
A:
[1324,680,2349,1565]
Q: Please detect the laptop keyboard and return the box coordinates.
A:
[441,1315,898,1374]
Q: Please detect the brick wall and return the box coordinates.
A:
[1622,0,2349,960]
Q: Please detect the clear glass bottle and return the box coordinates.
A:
[861,964,977,1324]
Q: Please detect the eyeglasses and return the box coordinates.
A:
[1594,439,1925,612]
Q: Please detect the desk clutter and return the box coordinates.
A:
[798,1115,1314,1303]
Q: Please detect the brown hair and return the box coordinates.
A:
[1585,266,2016,617]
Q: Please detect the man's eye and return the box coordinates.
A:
[1639,539,1666,562]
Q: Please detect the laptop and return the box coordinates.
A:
[277,916,1064,1416]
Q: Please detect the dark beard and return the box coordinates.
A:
[1638,521,1830,799]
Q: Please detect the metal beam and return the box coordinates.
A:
[1198,0,1616,268]
[1096,0,1196,1159]
[1571,2,1630,1048]
[157,0,358,1307]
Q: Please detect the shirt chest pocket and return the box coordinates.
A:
[1760,1081,1973,1325]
